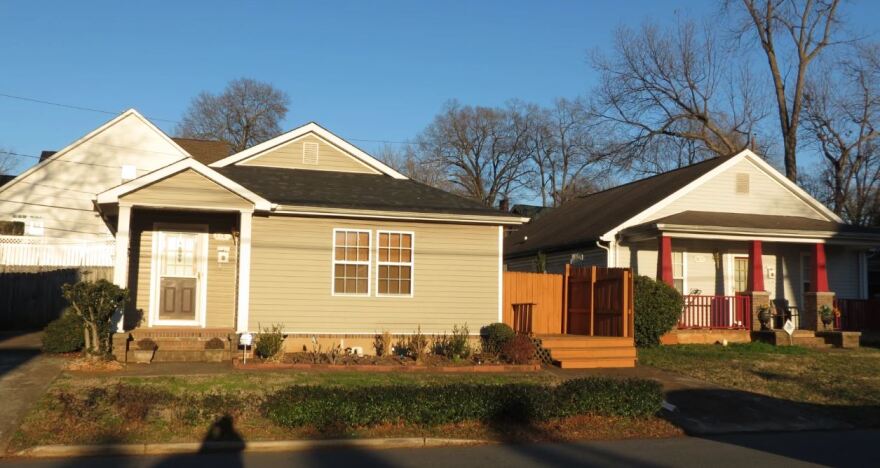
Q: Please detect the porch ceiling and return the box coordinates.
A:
[622,211,880,245]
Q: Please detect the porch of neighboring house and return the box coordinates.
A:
[639,232,871,347]
[106,204,251,362]
[503,266,636,369]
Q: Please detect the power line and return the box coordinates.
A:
[1,150,144,170]
[347,137,418,146]
[0,92,179,124]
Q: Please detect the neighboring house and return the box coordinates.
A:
[93,121,526,357]
[505,150,880,335]
[0,110,228,269]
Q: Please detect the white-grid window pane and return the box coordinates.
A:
[332,229,370,295]
[377,232,413,296]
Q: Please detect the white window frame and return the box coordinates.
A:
[672,249,687,295]
[331,228,371,297]
[375,230,415,298]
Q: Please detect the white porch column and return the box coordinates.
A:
[112,204,132,332]
[236,210,253,333]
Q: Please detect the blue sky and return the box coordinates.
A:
[1,0,878,175]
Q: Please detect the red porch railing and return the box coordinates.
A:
[834,298,880,331]
[680,295,752,329]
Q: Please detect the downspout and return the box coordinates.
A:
[596,240,612,268]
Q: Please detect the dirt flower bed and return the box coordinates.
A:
[280,352,507,367]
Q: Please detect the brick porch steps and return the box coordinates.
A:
[537,335,636,369]
[114,328,236,362]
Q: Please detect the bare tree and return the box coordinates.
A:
[176,78,290,153]
[728,0,844,181]
[803,44,880,225]
[0,148,15,175]
[375,144,455,192]
[526,98,610,206]
[416,101,532,207]
[591,18,764,174]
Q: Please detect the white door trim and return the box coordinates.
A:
[148,223,209,328]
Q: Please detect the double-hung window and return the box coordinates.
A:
[672,251,685,294]
[377,231,414,296]
[332,229,371,295]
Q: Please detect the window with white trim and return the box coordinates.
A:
[672,251,685,294]
[332,229,370,295]
[377,231,413,296]
[13,214,44,236]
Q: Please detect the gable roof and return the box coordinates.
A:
[96,158,273,211]
[0,109,191,196]
[504,150,843,258]
[172,138,230,165]
[505,156,732,257]
[209,122,407,179]
[215,165,515,217]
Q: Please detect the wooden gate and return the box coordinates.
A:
[563,265,633,337]
[502,266,634,338]
[0,267,113,330]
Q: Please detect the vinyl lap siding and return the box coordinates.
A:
[649,159,827,221]
[248,216,499,334]
[240,133,380,175]
[122,169,252,209]
[827,245,861,299]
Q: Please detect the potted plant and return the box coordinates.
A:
[819,305,834,329]
[133,338,157,364]
[204,337,226,362]
[757,305,772,330]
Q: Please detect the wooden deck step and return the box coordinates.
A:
[537,334,637,369]
[555,357,637,369]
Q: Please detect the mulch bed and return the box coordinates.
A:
[233,352,540,372]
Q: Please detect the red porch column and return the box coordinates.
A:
[657,235,673,286]
[811,243,829,293]
[747,240,764,292]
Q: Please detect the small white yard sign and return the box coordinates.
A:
[783,319,795,335]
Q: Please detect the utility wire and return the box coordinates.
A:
[0,92,179,123]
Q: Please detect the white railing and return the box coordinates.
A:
[0,235,115,267]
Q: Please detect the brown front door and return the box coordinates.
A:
[159,277,197,321]
[156,231,201,324]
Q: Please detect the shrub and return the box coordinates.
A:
[42,309,85,354]
[395,326,428,362]
[633,275,683,347]
[501,334,536,364]
[205,337,225,350]
[373,330,393,357]
[480,322,515,354]
[61,279,129,356]
[263,377,662,429]
[432,324,471,360]
[255,323,285,360]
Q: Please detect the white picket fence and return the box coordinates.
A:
[0,235,115,267]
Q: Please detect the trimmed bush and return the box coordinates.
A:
[255,324,284,360]
[480,322,515,354]
[633,275,683,347]
[42,309,85,354]
[502,334,536,364]
[264,377,662,428]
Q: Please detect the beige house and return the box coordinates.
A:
[95,121,525,358]
[505,150,880,338]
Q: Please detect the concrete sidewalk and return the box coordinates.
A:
[0,332,65,455]
[547,365,853,434]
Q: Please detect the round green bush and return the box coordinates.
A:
[479,322,515,354]
[42,309,85,353]
[633,275,683,347]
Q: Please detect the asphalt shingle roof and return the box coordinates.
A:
[216,165,513,217]
[173,138,231,165]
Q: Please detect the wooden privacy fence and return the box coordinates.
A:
[0,267,113,330]
[835,298,880,331]
[502,265,634,337]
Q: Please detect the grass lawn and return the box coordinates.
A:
[10,370,680,451]
[639,342,880,426]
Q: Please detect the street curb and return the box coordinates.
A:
[14,437,489,458]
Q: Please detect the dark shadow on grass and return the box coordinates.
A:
[662,387,880,466]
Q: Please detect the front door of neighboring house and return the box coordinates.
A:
[153,229,206,326]
[733,257,749,327]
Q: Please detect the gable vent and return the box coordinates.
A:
[302,142,319,165]
[735,173,750,194]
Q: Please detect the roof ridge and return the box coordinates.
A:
[574,155,731,201]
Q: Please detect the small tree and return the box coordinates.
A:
[61,280,129,357]
[633,275,683,347]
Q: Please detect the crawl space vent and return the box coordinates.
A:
[735,173,750,194]
[303,142,319,165]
